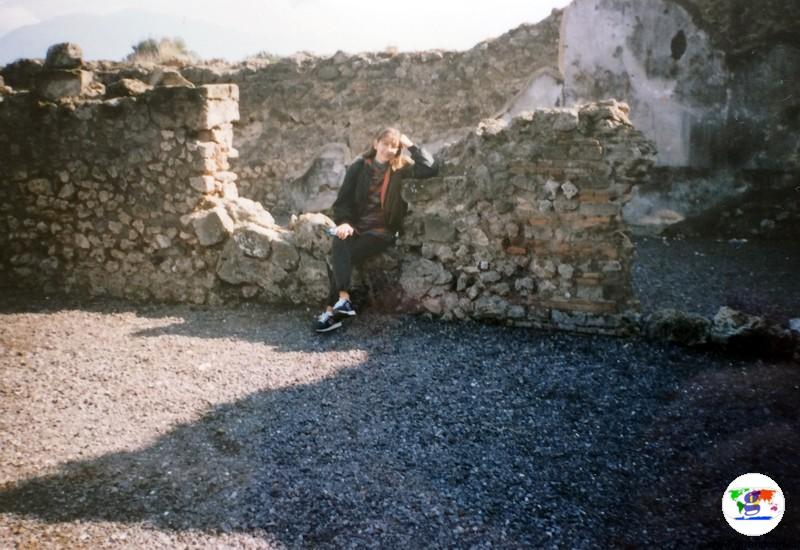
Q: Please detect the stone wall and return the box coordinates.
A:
[0,84,241,303]
[53,13,561,216]
[0,77,654,333]
[187,15,564,215]
[395,100,653,333]
[3,1,796,239]
[557,0,800,238]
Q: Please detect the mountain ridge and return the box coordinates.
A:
[0,9,270,64]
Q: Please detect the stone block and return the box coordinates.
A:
[224,197,274,228]
[295,252,329,302]
[189,175,216,193]
[217,239,267,285]
[28,178,53,195]
[576,284,603,301]
[550,108,579,131]
[221,182,238,199]
[106,78,152,98]
[569,144,604,160]
[148,86,239,130]
[233,224,276,258]
[709,306,767,344]
[200,84,239,101]
[192,206,234,246]
[400,257,452,300]
[473,295,509,319]
[561,181,579,199]
[289,212,335,255]
[270,235,300,270]
[423,214,456,242]
[203,98,240,129]
[1,58,43,89]
[317,65,340,80]
[45,43,83,69]
[36,69,94,101]
[553,197,579,212]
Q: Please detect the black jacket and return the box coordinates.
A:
[332,145,439,235]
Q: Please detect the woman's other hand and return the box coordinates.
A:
[335,223,355,239]
[399,134,413,149]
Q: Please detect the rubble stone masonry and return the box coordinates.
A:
[0,84,654,334]
[0,84,241,303]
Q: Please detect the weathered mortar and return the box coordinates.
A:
[0,81,654,334]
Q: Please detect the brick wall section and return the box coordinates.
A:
[397,100,655,333]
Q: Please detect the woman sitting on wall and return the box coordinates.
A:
[316,127,439,332]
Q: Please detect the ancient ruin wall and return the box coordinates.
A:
[0,84,241,303]
[0,83,654,334]
[162,14,565,213]
[395,100,654,333]
[3,1,797,241]
[558,0,800,237]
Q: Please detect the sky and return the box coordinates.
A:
[0,0,573,61]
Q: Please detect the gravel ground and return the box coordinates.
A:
[633,236,800,323]
[1,237,798,549]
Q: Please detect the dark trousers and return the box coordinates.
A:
[327,233,391,306]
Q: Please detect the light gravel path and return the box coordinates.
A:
[1,237,798,548]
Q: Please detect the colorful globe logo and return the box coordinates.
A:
[722,473,785,536]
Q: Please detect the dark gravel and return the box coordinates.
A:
[1,237,798,548]
[633,236,800,323]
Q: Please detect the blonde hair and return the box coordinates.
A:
[362,127,412,171]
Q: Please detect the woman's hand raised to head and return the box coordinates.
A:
[335,223,355,239]
[399,134,413,149]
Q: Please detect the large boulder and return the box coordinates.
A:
[232,223,277,258]
[217,239,272,286]
[269,233,300,271]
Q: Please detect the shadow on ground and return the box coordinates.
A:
[1,302,798,547]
